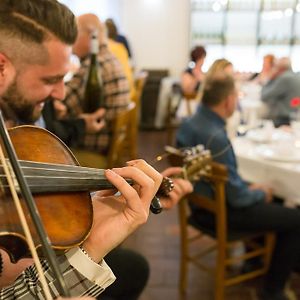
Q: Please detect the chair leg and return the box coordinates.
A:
[215,266,225,300]
[215,242,226,300]
[179,246,188,294]
[178,200,189,294]
[215,280,225,300]
[263,233,275,271]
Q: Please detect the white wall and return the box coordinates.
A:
[60,0,191,76]
[120,0,190,76]
[59,0,121,25]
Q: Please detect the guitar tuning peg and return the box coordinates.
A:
[195,144,204,153]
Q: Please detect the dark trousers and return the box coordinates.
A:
[98,247,149,300]
[193,201,300,294]
[227,202,300,293]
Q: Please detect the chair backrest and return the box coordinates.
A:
[107,101,136,168]
[182,91,199,116]
[187,162,228,241]
[126,71,148,159]
[133,71,148,108]
[71,102,136,169]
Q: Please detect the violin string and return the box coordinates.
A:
[0,146,53,300]
[0,160,106,181]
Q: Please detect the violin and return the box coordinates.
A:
[0,125,169,264]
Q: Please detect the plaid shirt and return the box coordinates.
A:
[0,255,104,299]
[64,44,130,154]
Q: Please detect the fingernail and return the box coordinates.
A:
[126,160,138,165]
[105,169,117,176]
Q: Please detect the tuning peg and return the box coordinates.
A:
[195,144,204,153]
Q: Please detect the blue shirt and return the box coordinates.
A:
[176,104,265,208]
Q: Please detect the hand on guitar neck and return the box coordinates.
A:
[155,144,212,210]
[160,167,193,210]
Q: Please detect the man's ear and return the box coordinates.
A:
[223,95,230,109]
[223,94,233,115]
[0,52,15,94]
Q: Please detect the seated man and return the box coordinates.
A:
[62,13,130,154]
[261,57,300,127]
[0,1,162,298]
[0,1,193,298]
[176,74,300,300]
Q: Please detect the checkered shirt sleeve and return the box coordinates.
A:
[0,255,105,299]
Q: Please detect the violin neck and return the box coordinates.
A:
[2,160,124,194]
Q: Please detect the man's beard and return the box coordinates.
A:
[2,80,48,124]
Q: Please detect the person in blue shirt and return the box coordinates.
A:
[176,74,300,300]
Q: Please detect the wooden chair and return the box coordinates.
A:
[182,91,198,116]
[165,86,199,145]
[71,102,136,169]
[165,82,182,145]
[127,71,148,158]
[178,162,275,300]
[133,71,148,109]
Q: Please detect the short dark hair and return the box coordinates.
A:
[0,0,77,45]
[202,74,235,107]
[105,18,118,40]
[190,45,206,62]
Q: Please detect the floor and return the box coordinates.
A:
[122,129,300,300]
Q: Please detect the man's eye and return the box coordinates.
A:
[44,78,62,84]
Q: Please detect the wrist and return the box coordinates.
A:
[81,240,108,264]
[79,245,98,263]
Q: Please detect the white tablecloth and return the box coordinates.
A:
[232,136,300,206]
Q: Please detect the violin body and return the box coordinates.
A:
[0,126,93,262]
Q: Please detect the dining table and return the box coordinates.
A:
[232,125,300,207]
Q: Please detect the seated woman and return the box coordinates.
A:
[177,46,206,118]
[181,45,207,96]
[205,58,234,81]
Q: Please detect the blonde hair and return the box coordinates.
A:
[206,58,233,81]
[198,58,233,102]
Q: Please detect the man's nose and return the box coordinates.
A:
[51,80,66,101]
